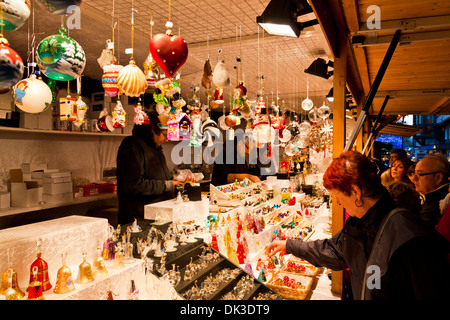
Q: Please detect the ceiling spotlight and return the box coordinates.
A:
[305,58,334,79]
[257,0,318,38]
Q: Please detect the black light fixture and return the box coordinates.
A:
[256,0,318,38]
[326,88,333,101]
[305,58,334,79]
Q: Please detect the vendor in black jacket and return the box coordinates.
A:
[116,111,185,225]
[267,151,450,300]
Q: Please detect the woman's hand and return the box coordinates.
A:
[185,172,197,183]
[266,240,287,256]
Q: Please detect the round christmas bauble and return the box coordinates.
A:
[35,0,82,15]
[0,0,30,30]
[13,74,52,113]
[0,37,24,89]
[301,97,313,111]
[308,107,319,123]
[318,103,331,119]
[36,28,85,81]
[149,32,188,78]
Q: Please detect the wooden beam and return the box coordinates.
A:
[430,97,450,115]
[357,14,450,33]
[330,27,348,297]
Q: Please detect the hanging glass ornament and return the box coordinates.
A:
[0,0,30,30]
[143,52,159,88]
[301,97,313,111]
[0,36,24,89]
[299,121,312,136]
[73,96,87,127]
[102,63,123,97]
[308,107,320,123]
[35,0,82,15]
[13,74,52,113]
[36,27,85,81]
[301,78,313,111]
[318,102,331,120]
[97,40,116,69]
[133,102,148,125]
[279,128,292,143]
[112,99,126,128]
[149,21,188,79]
[117,59,148,97]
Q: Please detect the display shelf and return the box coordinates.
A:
[0,192,117,218]
[0,126,129,137]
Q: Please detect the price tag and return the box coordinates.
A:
[125,48,133,54]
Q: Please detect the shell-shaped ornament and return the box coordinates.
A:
[117,59,148,97]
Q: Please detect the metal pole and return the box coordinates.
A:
[344,30,401,152]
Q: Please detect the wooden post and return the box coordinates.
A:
[330,30,347,295]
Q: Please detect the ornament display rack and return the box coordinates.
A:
[123,218,281,301]
[0,215,145,300]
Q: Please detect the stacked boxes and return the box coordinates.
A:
[42,171,73,204]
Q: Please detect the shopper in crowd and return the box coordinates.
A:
[116,110,193,225]
[266,150,450,300]
[211,134,264,185]
[390,157,414,188]
[380,148,407,187]
[411,153,450,228]
[386,181,421,217]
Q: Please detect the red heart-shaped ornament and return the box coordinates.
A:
[149,33,188,78]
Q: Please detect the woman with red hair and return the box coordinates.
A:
[267,151,449,300]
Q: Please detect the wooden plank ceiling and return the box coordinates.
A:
[335,0,450,116]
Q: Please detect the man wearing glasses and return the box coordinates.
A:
[410,153,450,228]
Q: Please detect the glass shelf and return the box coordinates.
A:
[0,126,130,137]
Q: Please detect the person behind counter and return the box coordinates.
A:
[116,110,194,225]
[266,150,450,300]
[211,134,270,185]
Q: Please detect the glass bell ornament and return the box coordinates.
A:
[53,252,75,294]
[0,36,24,90]
[117,58,148,97]
[4,268,23,300]
[27,266,44,300]
[93,247,108,276]
[318,103,331,120]
[77,252,95,284]
[35,0,82,15]
[112,99,126,128]
[102,63,123,97]
[1,267,25,299]
[13,73,53,113]
[0,0,31,31]
[29,238,52,291]
[36,27,86,81]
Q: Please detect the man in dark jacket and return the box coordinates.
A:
[116,111,182,225]
[411,153,450,228]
